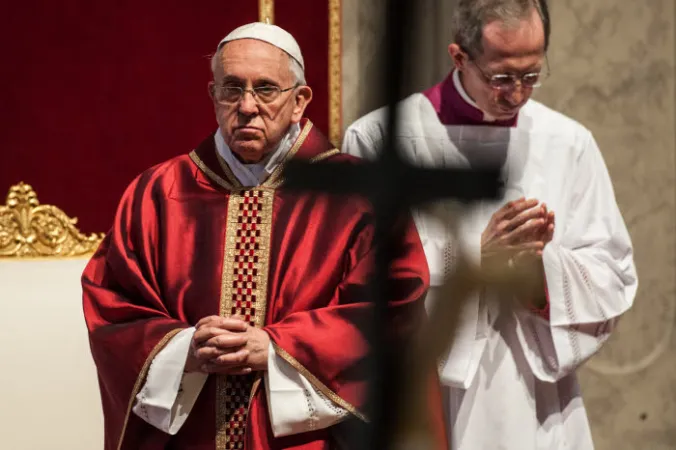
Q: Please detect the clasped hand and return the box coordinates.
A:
[481,197,555,271]
[185,316,269,375]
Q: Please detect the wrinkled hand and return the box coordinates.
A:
[481,198,547,270]
[482,199,555,310]
[544,205,555,240]
[511,202,555,265]
[535,203,555,247]
[185,316,269,375]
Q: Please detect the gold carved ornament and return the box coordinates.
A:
[0,182,105,258]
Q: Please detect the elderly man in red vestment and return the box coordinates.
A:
[82,22,438,450]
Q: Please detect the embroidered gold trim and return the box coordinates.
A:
[309,148,340,163]
[216,188,274,449]
[189,151,236,191]
[0,182,104,258]
[219,190,273,325]
[258,0,274,24]
[328,0,342,147]
[264,120,314,188]
[271,342,368,422]
[116,327,185,450]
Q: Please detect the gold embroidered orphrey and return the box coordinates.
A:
[0,182,104,258]
[216,188,274,449]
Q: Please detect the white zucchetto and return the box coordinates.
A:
[218,22,305,70]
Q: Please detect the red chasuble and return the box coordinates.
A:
[82,119,434,450]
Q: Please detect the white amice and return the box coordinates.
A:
[214,123,301,187]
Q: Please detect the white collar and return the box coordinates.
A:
[214,123,301,187]
[452,69,497,122]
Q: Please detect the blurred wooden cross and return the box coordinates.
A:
[283,127,502,450]
[281,1,507,448]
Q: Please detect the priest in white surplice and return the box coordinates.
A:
[342,0,638,449]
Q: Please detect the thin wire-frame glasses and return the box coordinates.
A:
[213,84,298,105]
[469,55,551,91]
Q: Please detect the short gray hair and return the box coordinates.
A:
[210,44,306,85]
[452,0,550,58]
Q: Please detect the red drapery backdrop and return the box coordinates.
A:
[0,0,340,233]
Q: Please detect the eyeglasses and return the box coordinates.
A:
[469,56,550,91]
[213,84,299,105]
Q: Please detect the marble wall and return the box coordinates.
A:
[341,1,676,448]
[342,0,456,129]
[538,1,676,448]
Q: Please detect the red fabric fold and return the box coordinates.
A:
[529,278,551,321]
[264,211,430,415]
[82,166,196,449]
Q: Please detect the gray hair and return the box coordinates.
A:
[452,0,549,58]
[210,44,306,85]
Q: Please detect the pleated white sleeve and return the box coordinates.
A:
[513,131,638,382]
[132,329,349,436]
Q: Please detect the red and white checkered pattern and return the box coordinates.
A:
[221,190,266,448]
